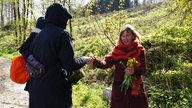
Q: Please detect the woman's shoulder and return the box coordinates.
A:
[137,43,145,51]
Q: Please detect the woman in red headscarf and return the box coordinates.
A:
[93,24,149,108]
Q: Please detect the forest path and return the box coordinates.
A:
[0,57,28,108]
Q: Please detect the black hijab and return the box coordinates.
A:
[45,3,72,29]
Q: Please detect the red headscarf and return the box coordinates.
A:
[105,41,144,62]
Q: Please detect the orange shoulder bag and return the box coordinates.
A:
[10,55,30,84]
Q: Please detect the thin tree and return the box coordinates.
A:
[22,0,31,42]
[63,0,66,6]
[16,0,22,43]
[7,2,14,23]
[64,0,73,37]
[29,0,35,31]
[13,1,18,44]
[134,0,138,6]
[22,0,27,42]
[0,0,4,27]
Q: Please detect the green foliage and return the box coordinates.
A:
[72,2,192,107]
[0,19,35,58]
[0,35,20,58]
[162,27,192,62]
[142,26,192,107]
[72,81,110,108]
[89,0,135,14]
[0,22,16,39]
[142,26,192,74]
[172,0,192,22]
[146,68,192,108]
[1,22,15,31]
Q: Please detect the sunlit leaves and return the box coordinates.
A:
[172,0,192,22]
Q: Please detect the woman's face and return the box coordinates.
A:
[120,30,134,45]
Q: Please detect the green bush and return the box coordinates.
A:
[146,69,192,108]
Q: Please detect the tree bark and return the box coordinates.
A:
[13,1,18,44]
[0,0,4,27]
[67,0,73,37]
[16,0,22,43]
[30,0,34,31]
[22,0,27,42]
[22,0,30,42]
[63,0,66,6]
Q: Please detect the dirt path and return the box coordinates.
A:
[0,57,28,108]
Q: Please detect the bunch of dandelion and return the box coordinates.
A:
[121,58,138,94]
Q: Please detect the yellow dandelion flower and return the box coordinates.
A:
[129,64,133,68]
[129,59,133,63]
[95,50,99,53]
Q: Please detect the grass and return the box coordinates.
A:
[72,81,110,108]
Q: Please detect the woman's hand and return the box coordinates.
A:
[84,56,94,67]
[124,67,134,75]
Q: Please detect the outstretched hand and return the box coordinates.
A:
[84,56,94,67]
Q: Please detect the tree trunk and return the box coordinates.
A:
[67,0,73,37]
[42,0,45,15]
[13,1,18,44]
[30,0,34,31]
[8,3,14,23]
[63,0,66,6]
[134,0,138,6]
[22,0,27,42]
[0,0,4,27]
[16,1,22,43]
[12,0,22,44]
[22,0,30,42]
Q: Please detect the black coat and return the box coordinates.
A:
[19,28,41,60]
[19,28,41,91]
[28,24,86,108]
